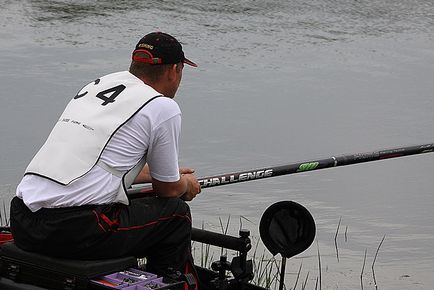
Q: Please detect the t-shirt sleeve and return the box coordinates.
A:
[146,113,181,182]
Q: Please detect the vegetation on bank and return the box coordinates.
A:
[191,214,387,290]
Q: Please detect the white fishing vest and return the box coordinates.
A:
[25,71,161,202]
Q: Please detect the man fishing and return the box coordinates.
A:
[10,32,202,287]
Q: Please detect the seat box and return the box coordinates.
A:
[0,242,137,290]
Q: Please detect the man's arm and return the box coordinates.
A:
[134,99,201,199]
[134,164,152,183]
[133,165,201,200]
[133,165,196,184]
[151,173,201,200]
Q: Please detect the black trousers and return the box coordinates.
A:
[10,196,193,277]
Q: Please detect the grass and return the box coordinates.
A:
[192,215,388,290]
[360,248,367,290]
[200,221,214,268]
[316,240,322,290]
[0,199,10,227]
[371,235,386,290]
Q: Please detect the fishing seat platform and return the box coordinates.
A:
[0,241,137,289]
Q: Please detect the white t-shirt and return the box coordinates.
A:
[17,97,181,212]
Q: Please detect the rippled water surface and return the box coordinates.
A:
[1,0,434,289]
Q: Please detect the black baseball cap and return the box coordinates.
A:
[132,32,197,67]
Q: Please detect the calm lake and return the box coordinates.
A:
[1,1,434,289]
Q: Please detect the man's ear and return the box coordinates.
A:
[167,64,178,81]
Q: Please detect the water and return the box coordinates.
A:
[1,0,434,288]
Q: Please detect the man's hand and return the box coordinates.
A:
[180,173,201,201]
[179,167,195,175]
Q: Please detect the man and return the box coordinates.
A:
[10,32,202,282]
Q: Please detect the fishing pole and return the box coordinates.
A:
[127,142,434,197]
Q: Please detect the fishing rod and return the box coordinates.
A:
[127,142,434,197]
